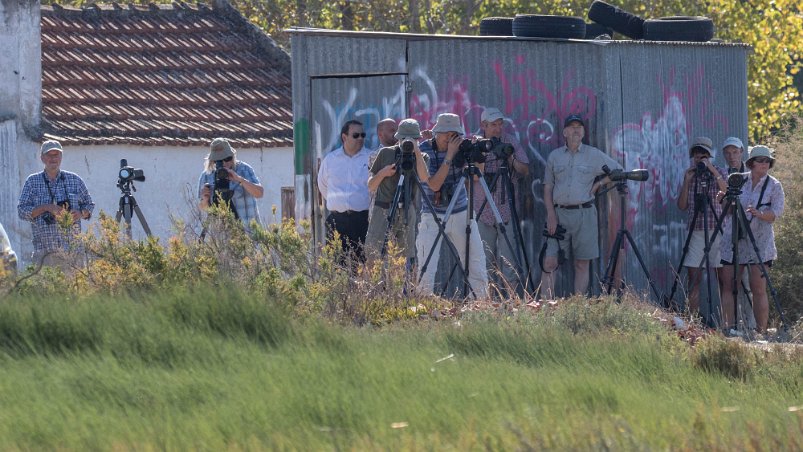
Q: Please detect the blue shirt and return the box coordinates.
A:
[18,170,94,252]
[198,161,261,227]
[420,140,468,215]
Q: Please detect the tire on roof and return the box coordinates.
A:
[584,22,614,39]
[512,14,586,39]
[587,0,644,39]
[643,16,715,42]
[480,17,514,36]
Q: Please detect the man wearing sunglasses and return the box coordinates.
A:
[317,119,372,261]
[199,137,264,230]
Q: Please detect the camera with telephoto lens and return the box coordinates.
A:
[488,137,515,160]
[42,199,70,225]
[453,138,492,167]
[118,159,146,184]
[694,160,711,180]
[394,139,416,171]
[602,165,649,182]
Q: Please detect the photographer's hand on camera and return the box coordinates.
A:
[426,133,462,192]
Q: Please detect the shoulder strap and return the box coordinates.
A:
[756,175,771,208]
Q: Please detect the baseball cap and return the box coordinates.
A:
[722,136,744,150]
[564,114,584,128]
[395,119,422,140]
[40,140,63,156]
[209,137,235,161]
[481,107,505,123]
[689,136,713,157]
[431,113,465,135]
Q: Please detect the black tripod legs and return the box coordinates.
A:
[115,193,152,238]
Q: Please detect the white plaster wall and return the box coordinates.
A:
[0,0,43,264]
[55,144,294,245]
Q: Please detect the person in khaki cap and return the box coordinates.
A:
[198,137,264,230]
[719,145,785,335]
[17,140,94,265]
[677,136,727,316]
[364,119,430,262]
[416,113,488,298]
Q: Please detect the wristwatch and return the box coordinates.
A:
[443,159,452,167]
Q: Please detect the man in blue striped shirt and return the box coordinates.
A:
[18,140,94,264]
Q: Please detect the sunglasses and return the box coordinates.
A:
[222,156,234,162]
[752,157,771,163]
[351,132,367,139]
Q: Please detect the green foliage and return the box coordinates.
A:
[0,294,800,449]
[767,117,803,325]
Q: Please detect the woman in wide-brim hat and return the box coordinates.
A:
[719,145,785,334]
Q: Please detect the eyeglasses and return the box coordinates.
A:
[351,133,366,139]
[222,156,234,162]
[752,157,771,163]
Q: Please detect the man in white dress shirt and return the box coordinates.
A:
[317,119,372,261]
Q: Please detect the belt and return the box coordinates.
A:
[554,201,593,210]
[331,209,367,215]
[374,200,390,209]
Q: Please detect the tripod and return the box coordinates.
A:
[666,172,722,319]
[380,168,415,258]
[601,180,663,304]
[417,165,488,300]
[473,158,535,295]
[708,179,788,334]
[115,180,152,238]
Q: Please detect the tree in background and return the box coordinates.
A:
[43,0,802,141]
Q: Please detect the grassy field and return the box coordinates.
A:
[0,286,800,450]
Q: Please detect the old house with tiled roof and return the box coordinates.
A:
[0,0,294,261]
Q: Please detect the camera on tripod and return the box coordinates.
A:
[727,172,748,190]
[602,165,649,182]
[118,159,145,184]
[42,199,70,225]
[394,139,416,171]
[453,138,493,167]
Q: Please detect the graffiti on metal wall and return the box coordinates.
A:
[407,61,597,164]
[317,83,406,155]
[609,66,733,284]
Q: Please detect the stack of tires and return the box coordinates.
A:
[478,1,715,43]
[588,1,714,42]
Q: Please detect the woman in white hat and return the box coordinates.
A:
[719,145,784,334]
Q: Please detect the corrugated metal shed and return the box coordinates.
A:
[290,28,751,302]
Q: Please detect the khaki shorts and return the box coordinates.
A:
[682,229,722,268]
[545,205,599,260]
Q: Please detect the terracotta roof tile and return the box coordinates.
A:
[41,2,292,148]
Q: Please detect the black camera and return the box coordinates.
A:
[488,137,515,160]
[543,223,567,240]
[694,160,711,180]
[215,160,230,187]
[118,159,145,183]
[42,200,70,225]
[453,138,492,167]
[602,165,649,182]
[394,139,416,171]
[727,172,748,190]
